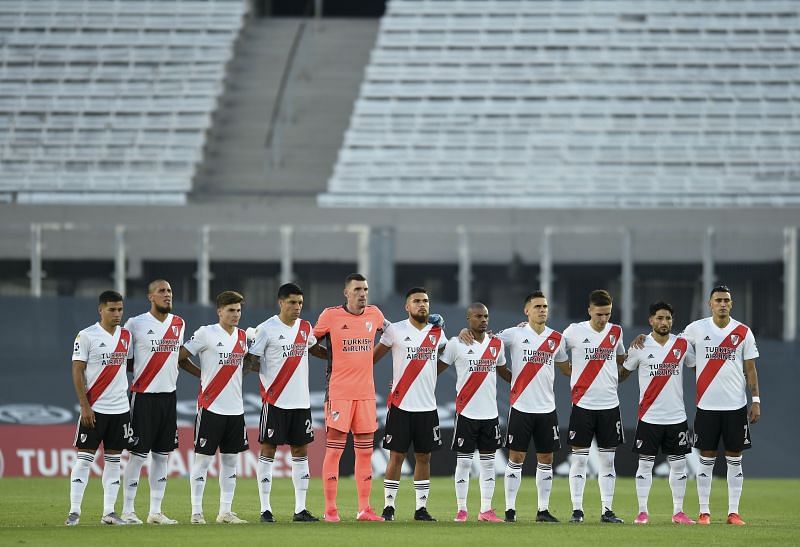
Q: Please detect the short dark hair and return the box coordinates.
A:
[99,290,123,305]
[710,284,731,298]
[524,291,545,305]
[277,283,303,300]
[405,286,427,299]
[589,289,613,307]
[345,273,366,286]
[216,290,244,309]
[147,279,170,294]
[649,301,674,317]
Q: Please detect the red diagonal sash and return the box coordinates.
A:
[571,324,621,405]
[510,331,562,406]
[198,328,247,410]
[86,329,130,406]
[131,315,184,393]
[260,320,311,404]
[455,337,502,414]
[638,337,688,419]
[387,326,442,409]
[696,324,749,405]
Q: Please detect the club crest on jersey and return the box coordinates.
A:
[609,335,616,345]
[636,440,643,448]
[490,347,497,357]
[429,335,437,345]
[548,339,556,351]
[366,321,373,332]
[508,435,514,444]
[457,438,464,447]
[331,411,340,421]
[172,326,179,336]
[80,434,87,443]
[731,335,740,346]
[121,338,128,350]
[385,435,392,443]
[268,429,274,437]
[199,438,207,447]
[673,349,682,359]
[300,330,307,340]
[239,340,246,351]
[569,430,576,440]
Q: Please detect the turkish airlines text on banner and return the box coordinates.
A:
[0,425,325,478]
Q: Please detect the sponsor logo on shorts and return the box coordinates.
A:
[267,429,274,437]
[636,439,642,448]
[331,411,340,422]
[384,435,392,443]
[80,434,87,443]
[508,435,514,444]
[457,438,464,447]
[199,438,207,447]
[569,430,576,440]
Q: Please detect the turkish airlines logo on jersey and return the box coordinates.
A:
[731,335,740,346]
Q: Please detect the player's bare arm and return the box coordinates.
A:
[373,342,391,364]
[308,342,328,360]
[555,360,571,376]
[744,358,760,423]
[618,363,632,382]
[616,354,626,367]
[177,346,199,374]
[242,353,260,375]
[437,359,450,375]
[496,364,511,383]
[71,360,95,428]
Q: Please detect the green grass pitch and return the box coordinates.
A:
[1,476,798,545]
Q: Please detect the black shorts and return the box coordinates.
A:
[74,411,132,451]
[506,408,561,454]
[129,391,178,453]
[693,406,752,452]
[194,408,249,455]
[383,406,442,453]
[567,405,624,449]
[451,414,501,453]
[259,403,314,447]
[632,420,691,456]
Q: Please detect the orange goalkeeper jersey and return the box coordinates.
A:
[314,305,385,401]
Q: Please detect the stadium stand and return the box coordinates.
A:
[320,0,800,208]
[0,0,248,204]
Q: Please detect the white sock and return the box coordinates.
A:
[454,453,472,511]
[569,448,589,511]
[219,453,238,515]
[69,452,94,514]
[598,448,616,513]
[479,453,496,513]
[635,455,655,513]
[384,479,399,509]
[256,455,273,513]
[504,461,523,511]
[102,454,122,515]
[697,455,715,514]
[536,462,553,512]
[122,452,147,514]
[414,480,430,510]
[291,456,310,514]
[726,456,743,515]
[668,455,688,514]
[190,453,213,515]
[149,452,169,515]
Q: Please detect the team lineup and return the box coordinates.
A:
[65,275,762,527]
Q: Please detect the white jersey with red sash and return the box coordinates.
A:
[682,317,758,411]
[125,312,185,393]
[72,323,131,414]
[183,324,247,415]
[498,324,567,414]
[380,320,445,412]
[624,333,695,424]
[563,321,626,410]
[440,336,505,420]
[249,315,316,409]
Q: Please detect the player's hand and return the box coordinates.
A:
[458,328,474,344]
[630,333,647,350]
[428,314,445,328]
[749,402,760,424]
[80,405,95,428]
